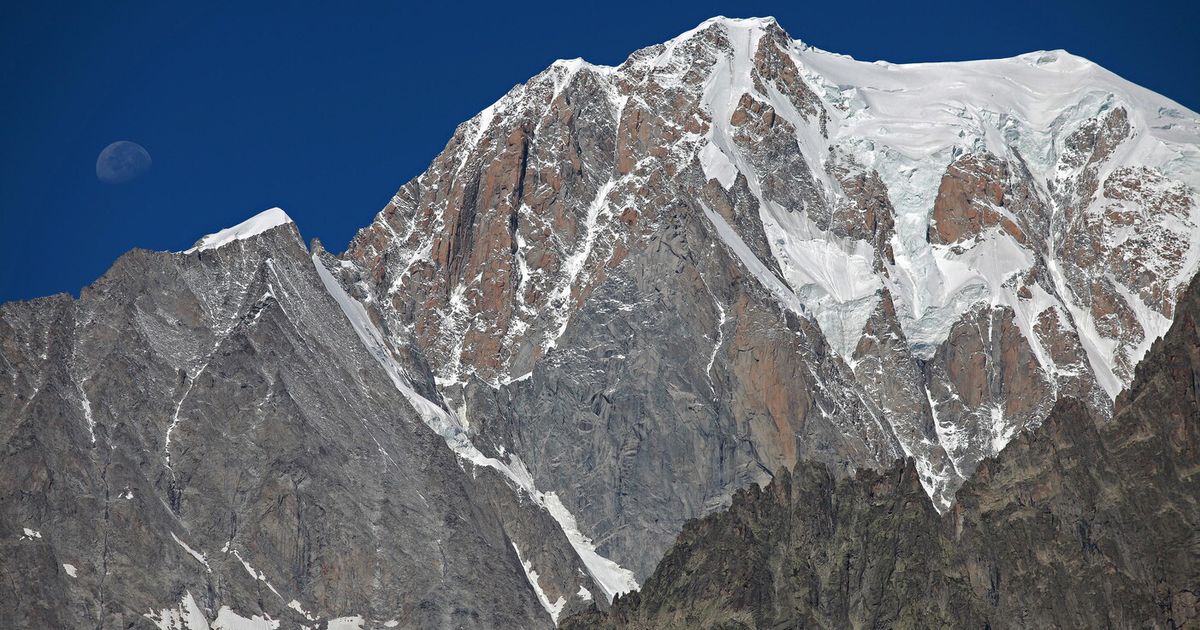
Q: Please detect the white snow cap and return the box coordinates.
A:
[186,207,293,253]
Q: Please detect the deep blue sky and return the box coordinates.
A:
[2,0,1197,302]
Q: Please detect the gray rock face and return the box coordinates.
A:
[0,217,610,628]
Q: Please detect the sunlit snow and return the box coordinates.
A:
[185,208,293,254]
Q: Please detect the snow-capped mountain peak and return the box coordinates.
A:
[184,207,295,253]
[338,16,1200,517]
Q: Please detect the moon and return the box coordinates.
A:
[96,141,152,184]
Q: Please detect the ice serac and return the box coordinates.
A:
[333,13,1200,578]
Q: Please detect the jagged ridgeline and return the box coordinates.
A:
[2,15,1199,629]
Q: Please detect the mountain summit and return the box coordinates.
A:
[3,16,1198,629]
[337,14,1199,512]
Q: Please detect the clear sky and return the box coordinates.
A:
[2,0,1197,302]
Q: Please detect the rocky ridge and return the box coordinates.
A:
[0,212,616,628]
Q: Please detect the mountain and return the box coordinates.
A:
[2,15,1198,629]
[1,213,622,628]
[561,265,1200,630]
[332,14,1199,572]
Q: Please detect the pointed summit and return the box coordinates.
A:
[185,207,294,253]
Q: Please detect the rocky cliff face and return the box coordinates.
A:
[563,270,1200,629]
[0,214,617,628]
[2,15,1199,629]
[335,15,1200,577]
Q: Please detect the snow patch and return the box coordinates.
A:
[185,208,293,253]
[285,600,317,622]
[699,141,738,189]
[926,387,964,479]
[756,200,882,358]
[171,533,212,573]
[231,550,282,599]
[211,607,279,630]
[700,203,808,317]
[77,379,96,443]
[63,563,77,578]
[705,281,727,380]
[1111,275,1174,371]
[1047,258,1123,397]
[989,404,1016,454]
[545,180,616,351]
[326,616,365,630]
[145,591,210,630]
[512,543,566,624]
[314,254,458,423]
[313,255,639,602]
[539,490,637,600]
[471,102,497,147]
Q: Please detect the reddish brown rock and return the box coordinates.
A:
[827,151,898,269]
[928,153,1028,245]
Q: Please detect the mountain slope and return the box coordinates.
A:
[0,212,617,628]
[563,269,1200,629]
[330,14,1200,578]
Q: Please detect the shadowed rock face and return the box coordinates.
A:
[563,272,1200,629]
